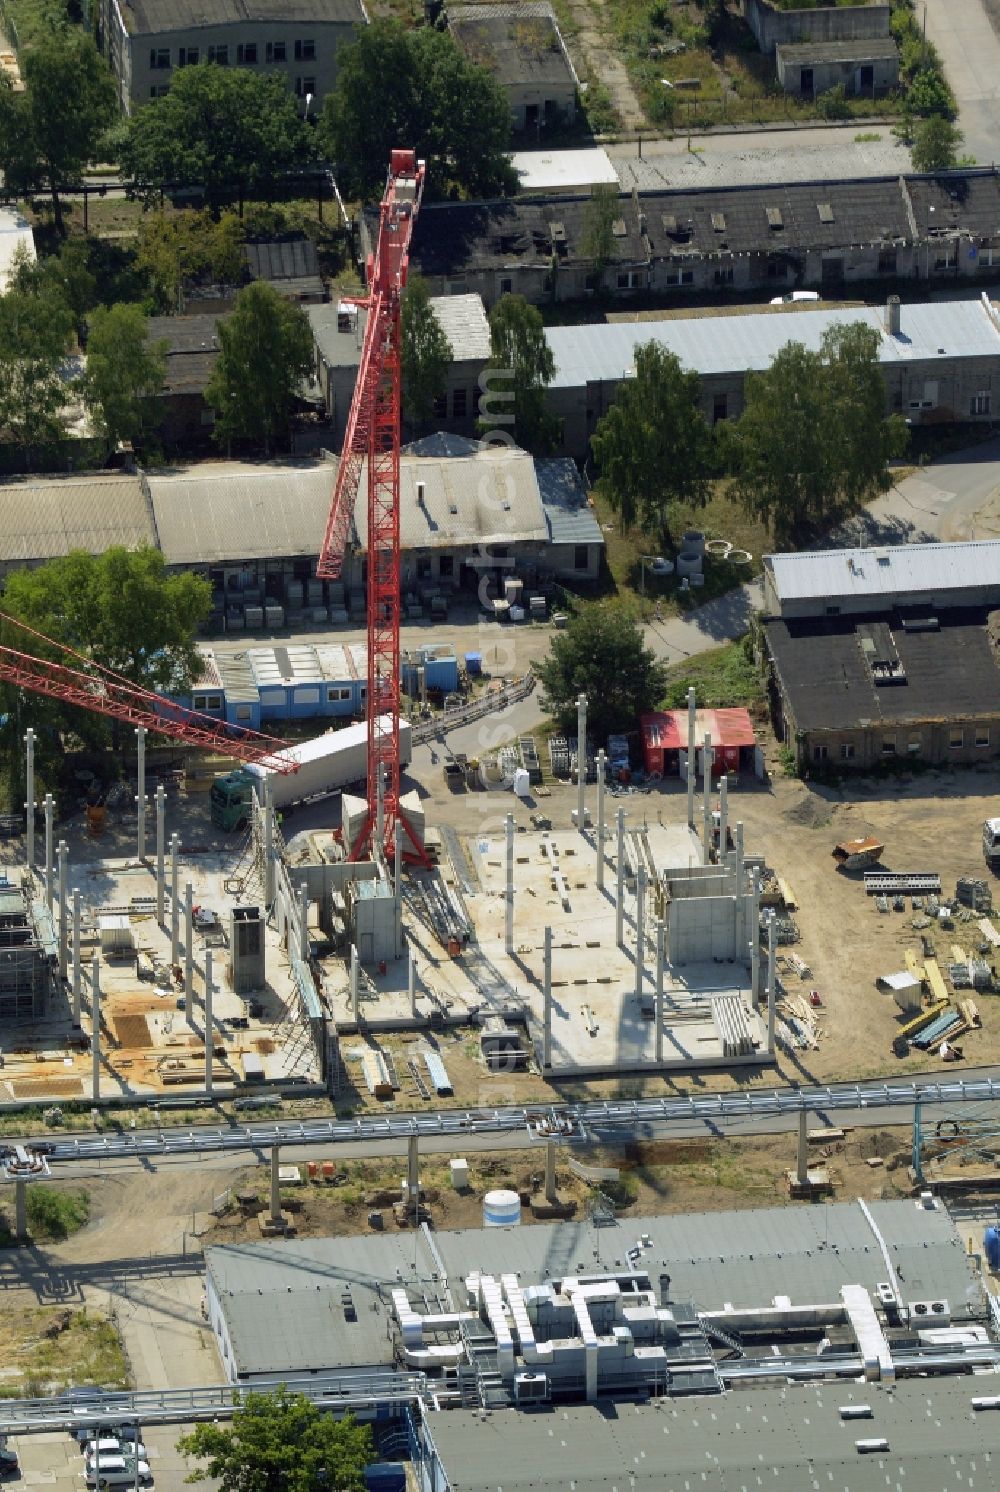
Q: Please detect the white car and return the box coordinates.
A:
[84,1460,151,1487]
[770,290,820,305]
[85,1441,147,1462]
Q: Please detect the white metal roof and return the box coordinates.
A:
[766,539,1000,603]
[545,297,1000,388]
[308,292,489,367]
[148,461,333,564]
[353,447,548,552]
[512,147,619,192]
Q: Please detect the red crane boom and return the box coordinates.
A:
[317,149,426,863]
[0,611,296,773]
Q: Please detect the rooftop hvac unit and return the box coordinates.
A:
[513,1372,549,1405]
[907,1299,950,1324]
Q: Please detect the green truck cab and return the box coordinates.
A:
[210,769,257,831]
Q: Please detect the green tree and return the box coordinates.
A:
[401,275,452,432]
[728,322,908,548]
[0,276,74,465]
[5,547,209,700]
[591,342,711,539]
[82,303,167,456]
[136,210,245,313]
[119,66,315,212]
[481,294,557,453]
[0,32,117,236]
[177,1390,373,1492]
[580,183,620,284]
[538,603,668,743]
[205,281,313,455]
[319,19,516,202]
[911,113,964,171]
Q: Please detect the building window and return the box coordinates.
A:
[976,727,990,747]
[236,42,258,63]
[714,266,734,286]
[149,46,170,68]
[665,269,694,286]
[439,555,454,577]
[294,75,315,95]
[882,738,896,756]
[266,40,287,62]
[765,255,785,279]
[712,393,728,424]
[812,745,828,762]
[934,249,956,271]
[294,38,315,60]
[616,270,641,290]
[327,686,351,703]
[432,393,447,418]
[452,388,467,418]
[574,545,590,571]
[417,556,432,580]
[207,44,229,63]
[178,46,199,65]
[840,742,855,761]
[877,248,897,275]
[148,84,169,97]
[235,705,252,723]
[193,692,222,711]
[949,727,965,749]
[972,391,992,416]
[500,277,512,294]
[906,738,920,754]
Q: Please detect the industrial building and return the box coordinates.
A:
[774,36,899,98]
[761,539,1000,770]
[0,471,157,581]
[146,314,228,448]
[0,876,57,1023]
[399,168,1000,308]
[96,0,369,113]
[204,1194,990,1398]
[546,295,1000,457]
[446,1,578,134]
[640,709,757,779]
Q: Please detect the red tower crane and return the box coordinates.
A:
[0,610,297,773]
[316,149,427,863]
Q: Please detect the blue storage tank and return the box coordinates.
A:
[465,652,482,676]
[985,1225,1000,1271]
[364,1465,406,1492]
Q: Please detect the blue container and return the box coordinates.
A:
[465,652,483,676]
[425,655,459,693]
[364,1465,406,1492]
[985,1225,1000,1271]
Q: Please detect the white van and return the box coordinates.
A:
[83,1460,151,1486]
[85,1441,147,1462]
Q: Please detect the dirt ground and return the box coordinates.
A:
[202,1126,919,1247]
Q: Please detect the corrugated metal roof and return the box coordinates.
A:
[355,449,548,552]
[309,293,489,371]
[535,458,604,546]
[641,709,754,751]
[148,461,334,564]
[546,299,1000,388]
[246,642,366,687]
[0,472,155,564]
[766,539,1000,603]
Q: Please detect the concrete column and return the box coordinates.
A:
[170,834,180,965]
[750,873,761,1010]
[655,919,665,1065]
[270,1145,282,1224]
[136,726,146,862]
[542,925,552,1069]
[634,867,646,998]
[616,808,626,950]
[394,820,404,957]
[596,749,606,891]
[407,1134,419,1209]
[686,687,696,828]
[263,778,275,908]
[204,950,214,1095]
[91,953,101,1103]
[72,888,81,1024]
[735,821,744,896]
[766,911,777,1054]
[24,728,35,870]
[796,1108,808,1187]
[718,776,729,864]
[504,812,514,955]
[701,734,713,866]
[43,794,54,910]
[15,1177,26,1240]
[576,693,587,830]
[155,785,166,923]
[298,882,309,962]
[544,1138,557,1203]
[408,946,417,1019]
[57,841,68,978]
[350,944,359,1021]
[184,881,194,1017]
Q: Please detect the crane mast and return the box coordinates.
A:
[317,149,427,863]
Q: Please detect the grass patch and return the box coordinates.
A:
[0,0,70,48]
[855,131,883,141]
[0,1184,90,1244]
[0,1306,129,1398]
[660,635,764,710]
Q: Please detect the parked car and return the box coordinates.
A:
[84,1441,147,1463]
[0,1446,19,1479]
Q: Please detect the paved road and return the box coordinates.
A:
[841,436,1000,547]
[922,0,1000,166]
